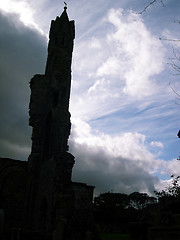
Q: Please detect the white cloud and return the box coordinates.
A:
[71,8,166,122]
[166,159,180,177]
[69,118,180,195]
[150,141,164,148]
[96,56,122,77]
[154,178,172,193]
[0,0,44,33]
[99,8,165,98]
[88,37,101,49]
[69,118,165,195]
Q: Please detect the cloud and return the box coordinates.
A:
[69,118,180,195]
[68,7,179,195]
[166,159,180,177]
[0,139,30,160]
[0,0,44,33]
[0,10,47,160]
[0,3,179,197]
[69,118,162,195]
[150,141,164,148]
[88,37,101,49]
[71,8,166,122]
[97,8,165,98]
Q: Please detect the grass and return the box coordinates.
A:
[99,233,130,240]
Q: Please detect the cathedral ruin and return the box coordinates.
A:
[0,6,94,240]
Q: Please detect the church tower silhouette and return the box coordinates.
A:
[26,7,94,239]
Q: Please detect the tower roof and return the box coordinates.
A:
[59,6,69,22]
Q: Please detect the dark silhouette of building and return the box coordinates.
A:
[27,5,76,233]
[178,130,180,138]
[0,7,94,240]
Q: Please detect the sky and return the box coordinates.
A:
[0,0,180,196]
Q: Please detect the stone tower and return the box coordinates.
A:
[26,7,78,235]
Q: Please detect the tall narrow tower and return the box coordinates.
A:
[27,6,76,234]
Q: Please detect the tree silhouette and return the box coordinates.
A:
[138,0,165,14]
[154,175,180,198]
